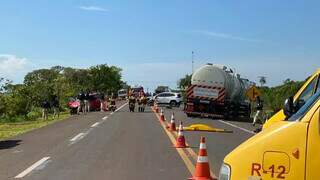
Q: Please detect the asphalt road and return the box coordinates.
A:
[160,106,257,175]
[0,102,257,180]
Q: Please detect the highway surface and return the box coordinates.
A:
[0,101,257,180]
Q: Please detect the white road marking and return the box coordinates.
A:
[101,103,127,119]
[71,103,128,145]
[115,103,128,112]
[91,122,100,128]
[15,157,50,178]
[70,133,85,142]
[12,150,23,154]
[218,120,255,135]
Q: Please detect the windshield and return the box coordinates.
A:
[288,90,320,121]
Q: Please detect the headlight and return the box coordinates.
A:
[219,163,231,180]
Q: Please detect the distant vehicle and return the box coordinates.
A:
[118,89,128,100]
[147,94,156,106]
[88,93,101,111]
[131,86,144,97]
[154,92,182,107]
[155,86,170,94]
[185,63,252,119]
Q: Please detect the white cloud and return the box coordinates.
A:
[193,30,261,42]
[0,54,32,83]
[0,54,28,74]
[79,6,108,12]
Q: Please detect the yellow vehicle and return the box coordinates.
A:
[263,69,320,130]
[219,83,320,179]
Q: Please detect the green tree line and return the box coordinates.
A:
[259,79,305,113]
[0,64,124,122]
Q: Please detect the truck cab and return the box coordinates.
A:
[263,69,320,130]
[219,86,320,180]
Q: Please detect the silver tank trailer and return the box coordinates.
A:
[191,63,250,103]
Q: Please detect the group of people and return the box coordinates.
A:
[128,92,148,112]
[41,95,60,120]
[77,91,91,114]
[75,91,117,114]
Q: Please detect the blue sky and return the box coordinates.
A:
[0,0,319,90]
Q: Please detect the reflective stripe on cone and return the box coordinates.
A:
[175,122,187,148]
[189,137,216,180]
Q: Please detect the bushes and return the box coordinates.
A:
[0,64,124,122]
[26,108,42,121]
[260,80,305,113]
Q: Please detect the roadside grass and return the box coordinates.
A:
[0,112,70,140]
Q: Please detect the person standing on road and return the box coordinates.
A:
[109,94,116,111]
[41,99,51,120]
[141,95,147,112]
[137,95,143,112]
[99,93,105,112]
[128,95,136,112]
[52,95,60,119]
[84,91,90,114]
[253,96,264,126]
[78,91,86,114]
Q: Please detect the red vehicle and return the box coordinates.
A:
[88,93,102,111]
[131,86,144,97]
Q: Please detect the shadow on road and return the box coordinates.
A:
[0,140,22,150]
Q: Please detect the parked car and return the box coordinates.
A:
[154,92,182,107]
[88,93,101,111]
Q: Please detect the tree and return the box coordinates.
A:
[1,64,124,122]
[258,76,267,87]
[88,64,122,94]
[178,74,192,90]
[24,69,60,106]
[260,79,305,112]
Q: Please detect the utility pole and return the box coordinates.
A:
[192,51,194,74]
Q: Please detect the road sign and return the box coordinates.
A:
[246,86,261,101]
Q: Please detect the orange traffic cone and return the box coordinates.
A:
[160,108,165,122]
[155,104,159,113]
[169,112,176,131]
[175,122,187,148]
[189,137,215,180]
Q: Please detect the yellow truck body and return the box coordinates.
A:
[220,69,320,180]
[263,68,320,129]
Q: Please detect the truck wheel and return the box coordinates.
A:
[170,101,177,107]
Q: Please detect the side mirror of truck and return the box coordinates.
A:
[284,96,294,118]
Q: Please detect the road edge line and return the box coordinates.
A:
[163,117,216,178]
[218,120,255,134]
[153,110,195,174]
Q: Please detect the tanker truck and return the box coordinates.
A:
[185,63,252,119]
